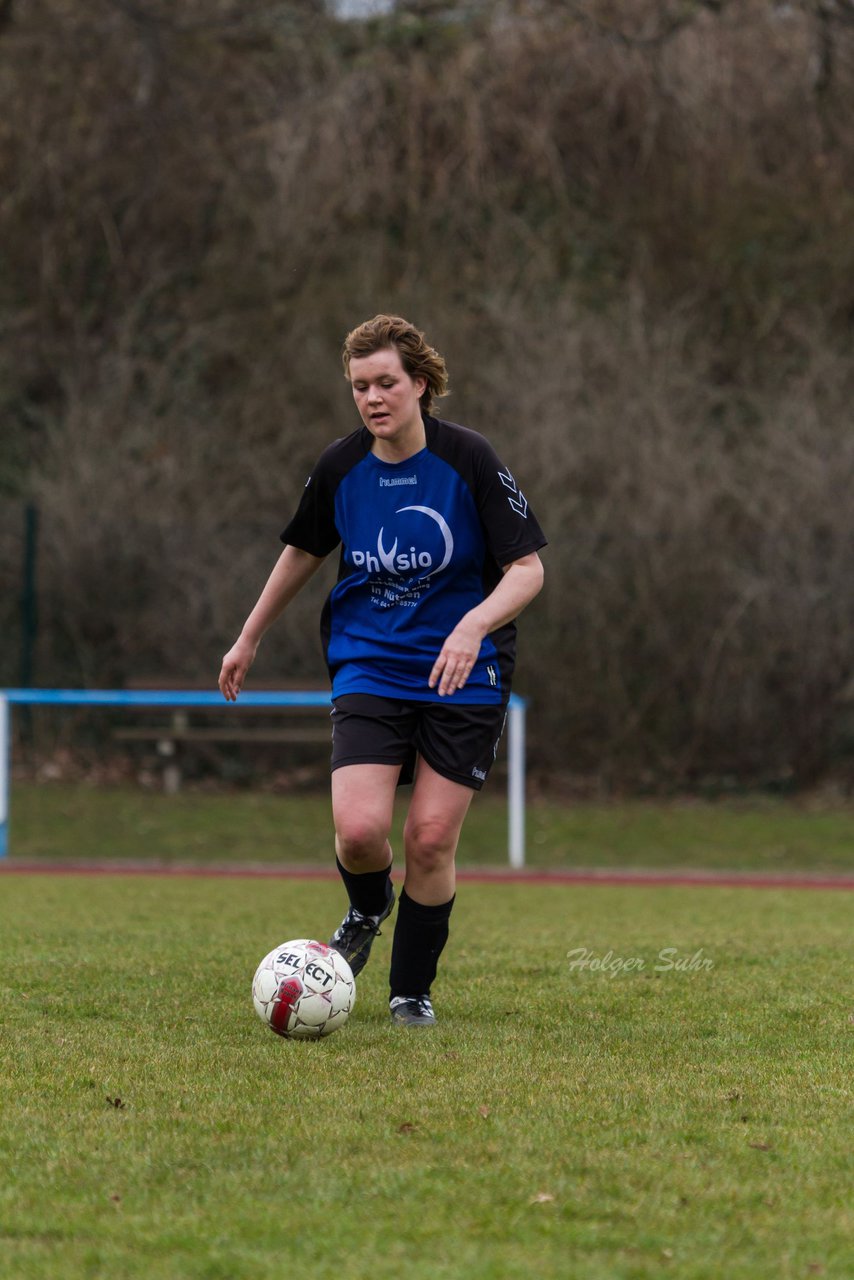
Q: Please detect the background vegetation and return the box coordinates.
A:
[3,0,854,788]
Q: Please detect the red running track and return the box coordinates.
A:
[1,861,853,890]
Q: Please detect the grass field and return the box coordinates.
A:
[1,868,852,1279]
[2,785,853,1277]
[9,781,854,872]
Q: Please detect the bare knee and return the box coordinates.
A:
[335,814,390,869]
[404,816,458,877]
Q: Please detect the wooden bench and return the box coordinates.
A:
[111,680,331,793]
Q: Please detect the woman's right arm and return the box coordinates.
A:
[218,545,326,701]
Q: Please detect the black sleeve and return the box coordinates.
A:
[426,418,547,565]
[279,433,367,557]
[471,435,547,566]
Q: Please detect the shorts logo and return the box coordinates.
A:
[352,505,454,579]
[471,766,487,781]
[487,664,497,687]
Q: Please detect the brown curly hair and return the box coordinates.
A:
[342,315,449,415]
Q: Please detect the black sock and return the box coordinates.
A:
[335,856,393,919]
[389,888,455,999]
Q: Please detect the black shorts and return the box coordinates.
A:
[330,694,509,791]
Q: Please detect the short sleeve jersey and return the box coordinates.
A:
[281,416,547,704]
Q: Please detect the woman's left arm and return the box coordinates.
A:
[428,552,545,698]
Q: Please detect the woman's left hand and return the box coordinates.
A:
[429,617,485,697]
[429,554,544,696]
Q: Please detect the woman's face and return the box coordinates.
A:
[348,347,427,452]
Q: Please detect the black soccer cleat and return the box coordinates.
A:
[328,888,396,977]
[389,995,437,1027]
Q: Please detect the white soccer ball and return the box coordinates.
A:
[252,939,356,1039]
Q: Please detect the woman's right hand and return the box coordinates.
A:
[218,635,258,702]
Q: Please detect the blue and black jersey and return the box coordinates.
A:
[281,416,547,704]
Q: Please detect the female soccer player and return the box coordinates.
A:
[219,315,546,1026]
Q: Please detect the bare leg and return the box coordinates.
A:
[329,764,402,974]
[331,763,400,873]
[387,760,474,1012]
[401,759,474,904]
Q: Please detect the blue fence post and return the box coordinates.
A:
[507,694,526,869]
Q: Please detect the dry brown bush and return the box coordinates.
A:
[3,0,854,786]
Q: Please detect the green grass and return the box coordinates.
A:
[1,873,852,1279]
[8,782,854,872]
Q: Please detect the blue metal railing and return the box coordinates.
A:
[0,689,526,865]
